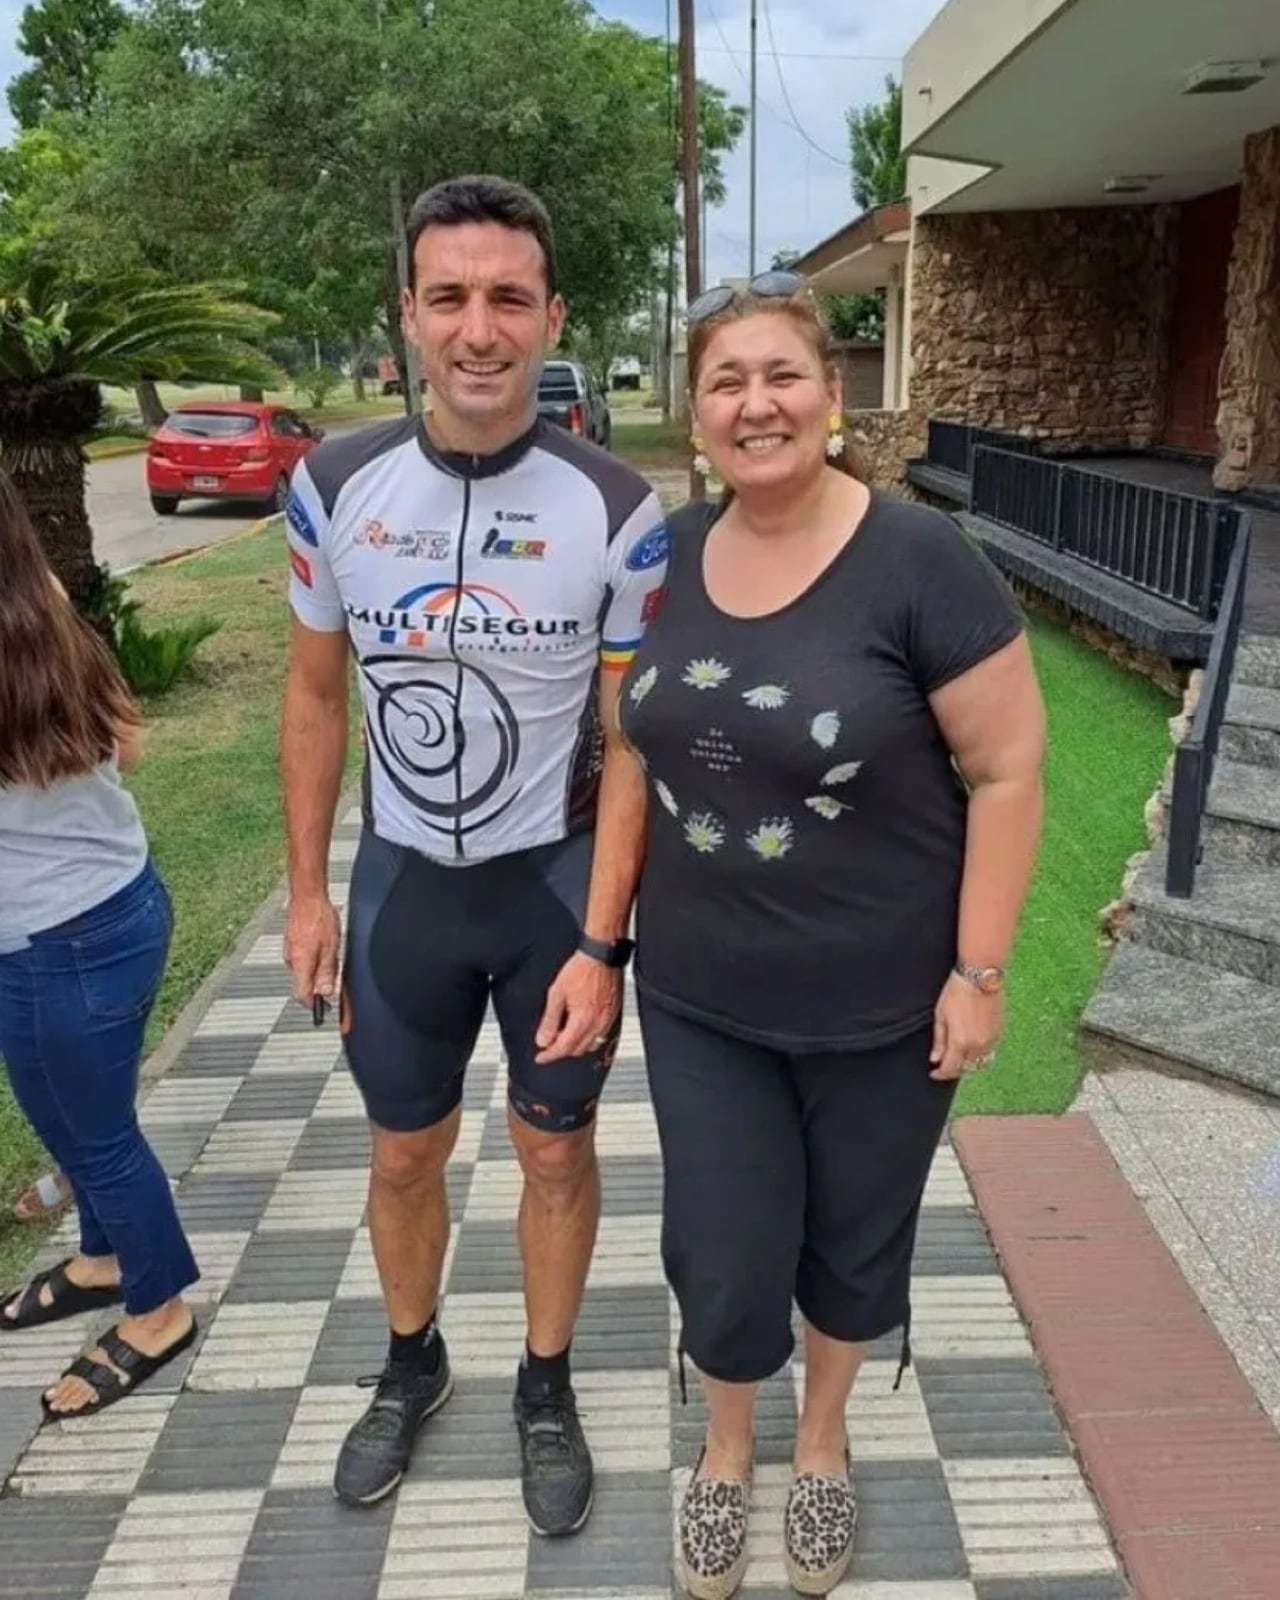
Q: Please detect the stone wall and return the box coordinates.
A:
[1216,126,1280,492]
[909,206,1179,448]
[846,408,926,491]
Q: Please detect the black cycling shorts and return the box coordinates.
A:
[340,829,619,1135]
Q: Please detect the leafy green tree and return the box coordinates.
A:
[0,121,92,275]
[0,265,279,607]
[770,250,884,348]
[51,0,743,403]
[7,0,127,130]
[847,75,905,211]
[827,292,884,343]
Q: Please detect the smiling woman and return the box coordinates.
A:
[614,278,1047,1594]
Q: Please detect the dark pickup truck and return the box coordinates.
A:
[537,360,612,449]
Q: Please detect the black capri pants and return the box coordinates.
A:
[638,996,956,1385]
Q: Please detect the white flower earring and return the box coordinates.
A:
[826,414,846,460]
[691,434,712,476]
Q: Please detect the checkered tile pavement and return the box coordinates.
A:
[0,811,1129,1600]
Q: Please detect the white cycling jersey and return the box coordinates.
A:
[285,415,668,863]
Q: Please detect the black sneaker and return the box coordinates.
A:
[333,1341,454,1507]
[513,1384,594,1536]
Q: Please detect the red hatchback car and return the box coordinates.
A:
[145,402,325,515]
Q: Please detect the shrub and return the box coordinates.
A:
[115,611,221,696]
[81,563,140,644]
[293,366,343,410]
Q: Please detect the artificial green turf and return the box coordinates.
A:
[955,613,1173,1115]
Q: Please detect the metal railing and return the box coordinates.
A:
[926,419,971,475]
[926,420,1037,477]
[971,447,1242,619]
[970,449,1063,548]
[1165,515,1252,897]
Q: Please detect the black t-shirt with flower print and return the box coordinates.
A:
[618,491,1025,1051]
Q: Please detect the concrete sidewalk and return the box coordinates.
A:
[0,809,1127,1599]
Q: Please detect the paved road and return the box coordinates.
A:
[88,421,370,574]
[87,418,686,573]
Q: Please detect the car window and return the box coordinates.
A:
[166,412,258,438]
[538,364,581,401]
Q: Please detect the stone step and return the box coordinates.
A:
[1221,682,1280,767]
[1127,850,1280,987]
[1234,633,1280,689]
[1199,758,1280,866]
[1082,940,1280,1099]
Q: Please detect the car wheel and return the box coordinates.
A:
[270,475,289,514]
[150,493,179,515]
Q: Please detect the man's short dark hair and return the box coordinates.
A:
[405,176,558,297]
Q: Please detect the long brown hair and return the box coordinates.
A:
[0,469,138,788]
[687,288,867,486]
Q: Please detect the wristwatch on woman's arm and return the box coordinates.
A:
[953,960,1004,995]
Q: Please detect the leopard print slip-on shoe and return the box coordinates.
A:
[677,1452,752,1600]
[782,1454,857,1595]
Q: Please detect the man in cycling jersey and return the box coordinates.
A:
[280,175,666,1532]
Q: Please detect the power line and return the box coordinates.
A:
[700,46,901,63]
[704,0,848,169]
[759,0,848,167]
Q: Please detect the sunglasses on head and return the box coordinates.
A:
[684,269,809,326]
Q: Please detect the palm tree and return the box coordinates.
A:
[0,264,280,610]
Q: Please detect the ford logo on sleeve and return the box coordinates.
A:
[625,524,669,572]
[286,491,320,548]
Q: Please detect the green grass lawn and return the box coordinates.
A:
[0,529,1170,1285]
[102,380,402,418]
[955,614,1173,1116]
[611,417,688,472]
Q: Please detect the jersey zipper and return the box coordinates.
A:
[447,476,472,861]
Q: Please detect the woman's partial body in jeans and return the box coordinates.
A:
[1,859,199,1412]
[0,465,199,1418]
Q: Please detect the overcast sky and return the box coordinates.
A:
[0,0,947,285]
[0,0,23,133]
[596,0,947,282]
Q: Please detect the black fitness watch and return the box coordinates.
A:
[577,932,636,969]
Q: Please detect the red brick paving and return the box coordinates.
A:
[954,1112,1280,1600]
[1119,1529,1280,1600]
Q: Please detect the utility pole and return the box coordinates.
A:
[662,0,675,423]
[677,0,704,498]
[375,0,422,417]
[390,172,424,417]
[749,0,758,275]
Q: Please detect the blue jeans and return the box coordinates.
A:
[0,860,199,1314]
